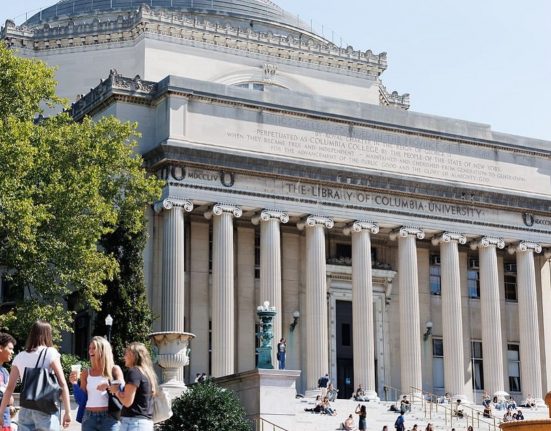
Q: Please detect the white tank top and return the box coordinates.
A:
[86,374,109,408]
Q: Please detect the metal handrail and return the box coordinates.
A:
[409,386,501,431]
[254,417,289,431]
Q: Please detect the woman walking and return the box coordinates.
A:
[0,320,72,430]
[70,336,123,430]
[111,342,158,431]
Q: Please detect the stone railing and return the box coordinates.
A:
[2,4,388,78]
[71,69,157,119]
[379,84,410,110]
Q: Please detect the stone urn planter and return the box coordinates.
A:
[149,331,195,398]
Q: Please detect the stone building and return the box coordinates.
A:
[2,0,551,403]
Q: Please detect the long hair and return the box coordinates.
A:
[126,342,158,396]
[25,320,53,352]
[89,336,115,379]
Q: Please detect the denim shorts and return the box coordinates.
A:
[120,416,154,431]
[18,407,60,431]
[82,410,120,431]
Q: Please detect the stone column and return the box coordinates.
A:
[154,198,193,382]
[297,215,334,390]
[344,221,379,400]
[154,198,193,331]
[205,204,242,377]
[253,210,289,366]
[390,227,424,395]
[432,232,470,401]
[509,241,544,404]
[471,237,507,399]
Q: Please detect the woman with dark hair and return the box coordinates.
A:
[355,404,367,430]
[0,320,72,430]
[110,342,158,431]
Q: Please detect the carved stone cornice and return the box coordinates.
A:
[2,6,387,78]
[470,237,506,250]
[379,84,410,111]
[343,221,379,236]
[251,209,289,225]
[431,232,467,246]
[507,241,542,255]
[153,198,193,213]
[296,215,334,230]
[204,203,242,220]
[389,227,425,241]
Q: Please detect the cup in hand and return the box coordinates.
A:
[71,364,82,375]
[69,364,82,384]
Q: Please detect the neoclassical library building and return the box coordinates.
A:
[2,0,551,403]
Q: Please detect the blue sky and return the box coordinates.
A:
[2,1,550,141]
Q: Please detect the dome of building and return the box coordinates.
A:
[25,0,310,32]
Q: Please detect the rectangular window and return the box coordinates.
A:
[468,270,480,299]
[341,323,351,346]
[508,344,521,392]
[472,341,484,390]
[504,274,517,302]
[432,338,444,389]
[430,258,441,295]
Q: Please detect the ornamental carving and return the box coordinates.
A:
[343,221,379,235]
[508,241,542,254]
[470,237,505,250]
[252,210,289,225]
[297,215,334,230]
[389,227,424,240]
[204,204,242,219]
[153,198,193,213]
[431,232,467,245]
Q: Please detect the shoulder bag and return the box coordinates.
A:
[152,387,173,423]
[20,348,61,414]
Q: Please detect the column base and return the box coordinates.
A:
[534,398,546,407]
[365,390,380,402]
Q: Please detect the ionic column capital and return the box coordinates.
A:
[251,209,289,225]
[204,203,242,220]
[343,221,379,236]
[431,232,467,246]
[389,226,424,241]
[297,215,334,230]
[470,237,505,250]
[507,241,542,255]
[154,198,193,214]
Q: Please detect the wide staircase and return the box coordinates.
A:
[280,386,547,431]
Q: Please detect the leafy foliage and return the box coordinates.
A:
[0,43,163,344]
[93,226,154,364]
[159,380,252,431]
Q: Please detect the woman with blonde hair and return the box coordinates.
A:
[0,320,72,430]
[110,342,157,431]
[70,336,123,430]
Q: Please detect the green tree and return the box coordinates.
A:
[160,380,252,431]
[94,226,153,363]
[0,43,163,344]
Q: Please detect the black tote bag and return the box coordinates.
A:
[20,348,61,414]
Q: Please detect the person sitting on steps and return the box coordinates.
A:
[400,395,411,414]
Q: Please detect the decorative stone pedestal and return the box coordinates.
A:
[216,369,301,431]
[149,331,195,399]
